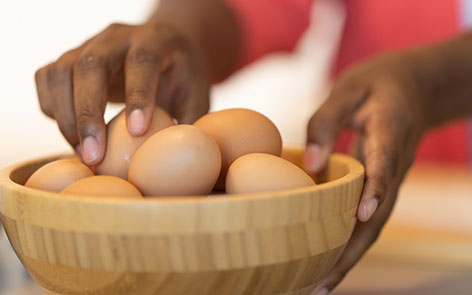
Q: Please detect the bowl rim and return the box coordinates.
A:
[0,148,364,205]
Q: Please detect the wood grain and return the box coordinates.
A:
[0,148,364,295]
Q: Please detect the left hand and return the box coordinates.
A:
[303,52,429,294]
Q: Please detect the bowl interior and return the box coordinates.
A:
[9,149,349,190]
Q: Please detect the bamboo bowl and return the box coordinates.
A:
[0,148,364,295]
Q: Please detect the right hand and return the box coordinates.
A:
[35,22,210,165]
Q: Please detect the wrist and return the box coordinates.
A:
[407,34,472,127]
[396,50,437,132]
[149,0,240,80]
[380,51,433,134]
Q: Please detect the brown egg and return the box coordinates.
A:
[25,159,93,192]
[194,108,282,189]
[61,175,142,198]
[96,107,174,179]
[128,125,221,196]
[226,153,315,194]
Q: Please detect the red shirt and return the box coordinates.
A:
[224,0,470,164]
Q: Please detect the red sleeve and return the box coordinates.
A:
[223,0,315,69]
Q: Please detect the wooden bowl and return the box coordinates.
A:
[0,148,364,295]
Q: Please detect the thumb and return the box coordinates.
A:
[304,82,368,173]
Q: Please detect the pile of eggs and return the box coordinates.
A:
[25,108,316,198]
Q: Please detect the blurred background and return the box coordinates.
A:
[0,0,471,294]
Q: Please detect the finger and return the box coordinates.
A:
[158,43,210,124]
[356,111,405,222]
[35,66,54,118]
[304,80,369,173]
[35,28,100,120]
[311,189,397,295]
[73,25,131,165]
[73,52,108,165]
[46,50,81,148]
[173,86,210,124]
[175,97,209,124]
[124,42,162,135]
[172,67,210,124]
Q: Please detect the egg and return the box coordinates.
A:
[226,153,315,194]
[25,159,93,192]
[194,108,282,189]
[61,175,142,198]
[128,125,221,196]
[96,107,174,179]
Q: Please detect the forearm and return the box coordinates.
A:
[411,33,472,127]
[150,0,241,80]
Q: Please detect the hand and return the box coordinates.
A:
[35,22,210,165]
[303,53,429,294]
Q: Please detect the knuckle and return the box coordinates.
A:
[57,49,78,65]
[127,47,158,65]
[45,65,59,80]
[34,67,46,83]
[54,62,71,75]
[369,173,389,195]
[127,87,152,103]
[75,53,104,73]
[46,63,71,82]
[367,146,399,174]
[76,110,97,127]
[105,22,123,32]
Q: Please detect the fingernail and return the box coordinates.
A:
[311,287,329,295]
[304,144,328,173]
[82,136,99,164]
[362,198,379,221]
[128,109,145,135]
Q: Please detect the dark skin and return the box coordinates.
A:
[35,0,239,164]
[35,1,472,293]
[307,35,472,294]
